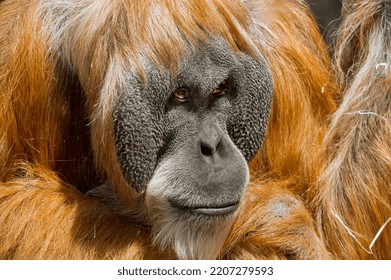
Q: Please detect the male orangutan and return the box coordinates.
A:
[0,0,389,259]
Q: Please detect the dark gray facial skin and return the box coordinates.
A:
[113,38,273,219]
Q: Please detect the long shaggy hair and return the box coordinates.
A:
[225,0,391,260]
[312,0,391,259]
[0,0,389,259]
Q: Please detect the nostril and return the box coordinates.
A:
[200,143,214,157]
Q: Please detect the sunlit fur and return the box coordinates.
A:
[0,0,390,260]
[225,0,390,260]
[223,0,337,259]
[312,0,391,259]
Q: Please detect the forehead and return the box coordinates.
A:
[138,38,244,92]
[175,39,239,87]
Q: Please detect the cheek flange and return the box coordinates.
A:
[113,92,165,192]
[227,56,273,162]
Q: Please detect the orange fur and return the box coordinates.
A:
[312,0,391,259]
[0,0,390,260]
[225,0,336,259]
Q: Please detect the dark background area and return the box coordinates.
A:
[306,0,342,46]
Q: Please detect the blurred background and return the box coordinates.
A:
[305,0,342,46]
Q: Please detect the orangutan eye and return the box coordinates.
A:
[172,88,189,102]
[212,79,228,97]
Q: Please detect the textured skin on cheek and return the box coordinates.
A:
[113,79,166,192]
[227,56,273,162]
